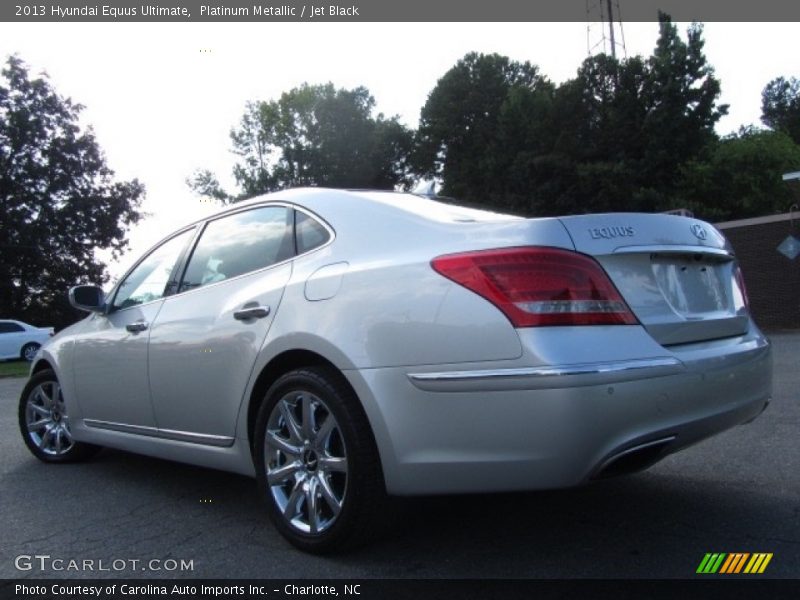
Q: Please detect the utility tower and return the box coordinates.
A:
[586,0,627,59]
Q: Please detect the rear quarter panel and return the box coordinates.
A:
[237,192,577,464]
[257,192,578,370]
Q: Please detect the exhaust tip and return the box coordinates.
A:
[593,436,676,480]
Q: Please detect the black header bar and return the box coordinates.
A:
[3,0,800,22]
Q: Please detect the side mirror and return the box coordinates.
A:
[69,285,106,313]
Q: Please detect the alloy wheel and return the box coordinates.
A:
[24,381,75,456]
[264,391,348,535]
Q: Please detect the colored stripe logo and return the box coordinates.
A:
[696,553,773,574]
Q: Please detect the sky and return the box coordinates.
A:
[1,21,799,280]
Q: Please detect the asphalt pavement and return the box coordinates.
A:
[0,333,797,579]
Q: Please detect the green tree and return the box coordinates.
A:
[515,53,653,216]
[189,83,412,203]
[550,15,725,215]
[678,127,800,221]
[414,16,726,217]
[414,52,552,206]
[761,76,800,145]
[0,56,144,330]
[640,15,727,198]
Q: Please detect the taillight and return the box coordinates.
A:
[733,264,750,310]
[431,247,638,327]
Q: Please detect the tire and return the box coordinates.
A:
[254,367,388,553]
[18,369,101,463]
[21,342,40,362]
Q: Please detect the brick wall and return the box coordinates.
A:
[717,214,800,330]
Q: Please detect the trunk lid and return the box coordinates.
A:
[557,213,749,345]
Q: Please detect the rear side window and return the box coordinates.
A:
[180,206,294,292]
[0,322,24,333]
[295,210,330,254]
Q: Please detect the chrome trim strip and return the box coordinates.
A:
[612,244,732,258]
[157,427,234,447]
[408,357,684,383]
[84,419,157,436]
[83,419,234,448]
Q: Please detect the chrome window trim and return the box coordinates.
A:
[106,200,335,311]
[171,202,335,297]
[190,200,335,250]
[84,419,234,447]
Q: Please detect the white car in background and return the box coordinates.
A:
[0,320,54,361]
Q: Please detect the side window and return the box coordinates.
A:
[180,206,294,292]
[113,229,193,310]
[0,322,24,333]
[295,210,331,254]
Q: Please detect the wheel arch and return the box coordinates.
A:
[246,349,360,453]
[31,358,54,375]
[250,349,392,551]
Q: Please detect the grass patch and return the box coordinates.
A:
[0,360,30,379]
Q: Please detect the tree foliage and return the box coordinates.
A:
[413,52,552,203]
[414,15,728,217]
[188,15,798,224]
[678,127,800,221]
[761,76,800,145]
[189,83,413,202]
[0,56,144,329]
[641,16,727,189]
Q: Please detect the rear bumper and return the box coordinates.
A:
[348,329,772,495]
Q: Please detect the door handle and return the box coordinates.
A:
[126,320,149,333]
[233,305,271,320]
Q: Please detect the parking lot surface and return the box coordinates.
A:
[1,333,798,579]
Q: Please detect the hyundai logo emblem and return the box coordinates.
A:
[690,223,707,240]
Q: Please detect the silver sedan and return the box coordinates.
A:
[18,188,772,552]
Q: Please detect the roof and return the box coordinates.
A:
[254,187,520,224]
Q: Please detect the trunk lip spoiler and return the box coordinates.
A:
[611,244,733,258]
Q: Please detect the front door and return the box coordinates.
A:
[72,228,194,427]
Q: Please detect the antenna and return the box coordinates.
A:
[586,0,627,60]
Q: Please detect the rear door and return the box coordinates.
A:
[557,214,749,345]
[147,204,295,441]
